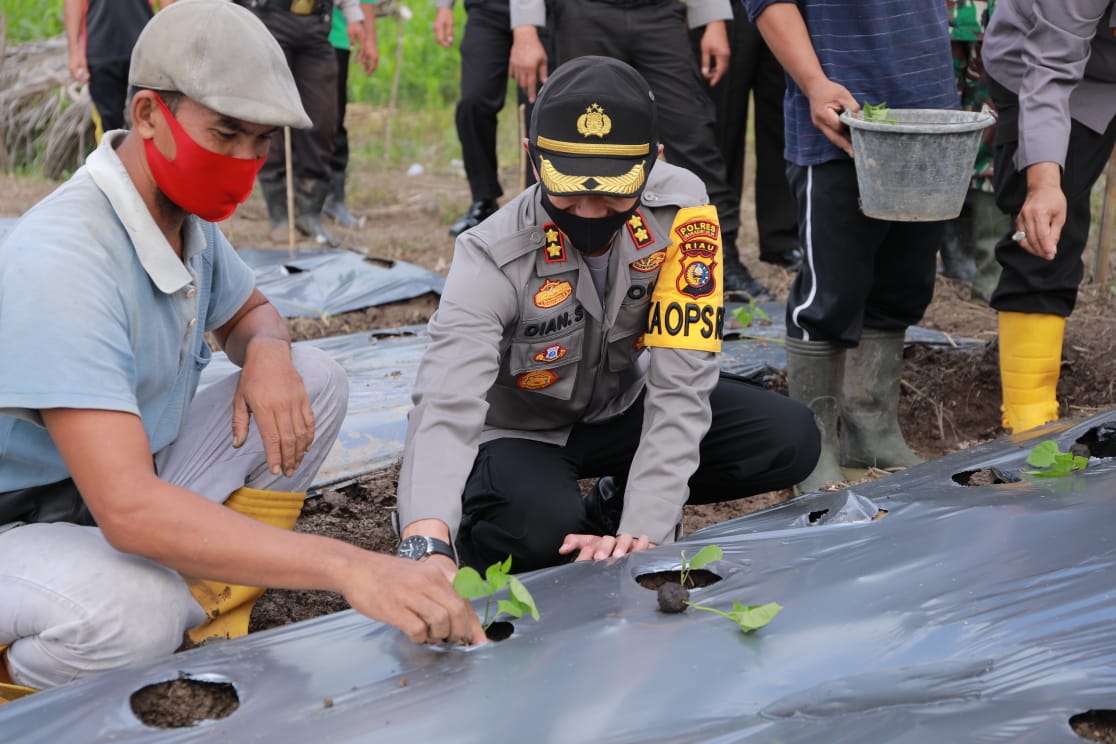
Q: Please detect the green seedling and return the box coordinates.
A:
[453,555,540,630]
[1024,439,1088,478]
[731,299,770,329]
[685,600,784,633]
[679,544,723,588]
[861,101,898,124]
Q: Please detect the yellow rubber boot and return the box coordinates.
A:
[185,487,305,644]
[0,645,38,704]
[998,311,1065,433]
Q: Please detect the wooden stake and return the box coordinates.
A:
[1093,150,1116,287]
[284,126,295,259]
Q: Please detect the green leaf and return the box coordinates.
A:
[508,576,541,621]
[452,566,492,599]
[727,601,783,632]
[1026,440,1060,468]
[688,545,724,571]
[486,561,510,591]
[498,555,513,574]
[497,598,525,619]
[861,101,896,123]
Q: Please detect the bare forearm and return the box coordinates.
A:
[63,0,84,53]
[222,304,291,368]
[755,4,826,95]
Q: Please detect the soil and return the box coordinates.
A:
[5,108,1116,733]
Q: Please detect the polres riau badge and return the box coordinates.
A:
[577,103,612,138]
[676,242,718,299]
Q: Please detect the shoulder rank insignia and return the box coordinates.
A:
[534,279,574,309]
[626,210,654,250]
[577,103,612,138]
[517,370,559,390]
[543,223,567,264]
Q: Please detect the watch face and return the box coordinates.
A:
[397,535,429,560]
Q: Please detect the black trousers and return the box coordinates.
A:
[455,374,819,572]
[250,8,338,187]
[987,76,1116,318]
[549,0,740,238]
[328,47,351,178]
[784,160,943,344]
[456,0,544,202]
[88,58,130,132]
[689,3,797,259]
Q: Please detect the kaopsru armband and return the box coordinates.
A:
[643,204,725,352]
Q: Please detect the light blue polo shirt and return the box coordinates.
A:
[0,131,255,491]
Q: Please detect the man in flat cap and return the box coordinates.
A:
[395,56,818,576]
[0,0,482,697]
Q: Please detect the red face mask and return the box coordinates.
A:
[143,94,266,222]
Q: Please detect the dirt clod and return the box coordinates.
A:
[657,582,690,613]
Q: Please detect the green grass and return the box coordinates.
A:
[5,0,64,44]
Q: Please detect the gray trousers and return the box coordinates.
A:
[0,346,348,689]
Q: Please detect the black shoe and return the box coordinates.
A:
[449,199,498,237]
[759,245,803,270]
[724,263,774,301]
[583,476,625,536]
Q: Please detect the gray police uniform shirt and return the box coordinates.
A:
[397,161,720,546]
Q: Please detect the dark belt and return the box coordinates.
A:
[0,478,96,528]
[587,0,673,6]
[235,0,331,17]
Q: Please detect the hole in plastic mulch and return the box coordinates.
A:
[952,467,1022,487]
[635,569,722,591]
[1074,422,1116,459]
[130,674,239,729]
[485,621,514,642]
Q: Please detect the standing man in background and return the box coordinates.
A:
[235,0,367,247]
[508,0,773,300]
[981,0,1116,434]
[64,0,165,141]
[436,0,550,238]
[690,2,801,270]
[323,0,379,228]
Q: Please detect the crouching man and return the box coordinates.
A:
[0,0,482,698]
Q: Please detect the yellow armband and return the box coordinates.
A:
[643,204,724,353]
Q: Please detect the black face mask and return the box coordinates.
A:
[541,191,638,255]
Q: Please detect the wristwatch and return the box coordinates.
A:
[396,534,456,562]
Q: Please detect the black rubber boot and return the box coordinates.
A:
[449,199,498,238]
[759,244,803,270]
[722,232,774,301]
[785,337,845,493]
[260,180,291,244]
[583,476,625,536]
[840,328,923,469]
[323,171,360,228]
[939,212,976,282]
[294,177,339,247]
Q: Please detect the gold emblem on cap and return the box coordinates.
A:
[577,103,612,138]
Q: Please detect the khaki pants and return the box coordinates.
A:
[0,346,348,689]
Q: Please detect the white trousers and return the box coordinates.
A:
[0,346,348,689]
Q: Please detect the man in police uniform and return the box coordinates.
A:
[395,57,818,575]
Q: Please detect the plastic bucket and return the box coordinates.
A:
[839,108,995,222]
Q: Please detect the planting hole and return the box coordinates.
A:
[808,509,829,524]
[1074,422,1116,459]
[636,569,722,591]
[952,467,1021,486]
[1070,709,1116,742]
[130,676,238,729]
[485,621,514,642]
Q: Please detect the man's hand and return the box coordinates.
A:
[434,7,455,48]
[699,21,731,87]
[509,26,548,102]
[1015,162,1064,261]
[558,533,655,562]
[68,50,89,84]
[804,79,859,157]
[342,551,487,645]
[232,336,315,478]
